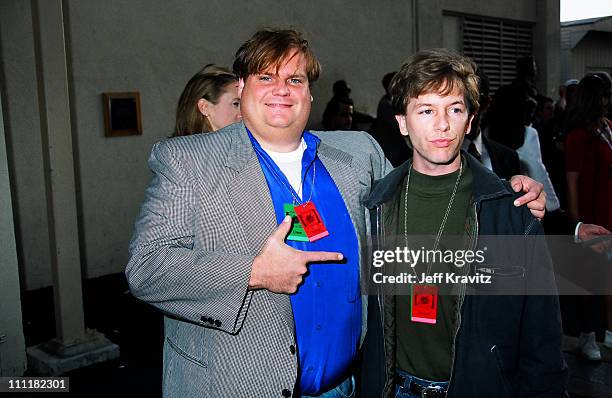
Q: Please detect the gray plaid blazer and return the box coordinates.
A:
[126,121,390,397]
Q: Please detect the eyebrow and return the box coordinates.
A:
[415,100,465,107]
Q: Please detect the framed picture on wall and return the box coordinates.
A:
[102,92,142,137]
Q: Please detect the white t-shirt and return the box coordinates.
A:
[263,138,307,199]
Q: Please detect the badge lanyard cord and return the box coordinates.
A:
[403,159,464,278]
[255,143,317,206]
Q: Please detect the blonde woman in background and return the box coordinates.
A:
[173,64,241,136]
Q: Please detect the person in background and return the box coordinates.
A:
[372,71,411,167]
[326,79,375,130]
[565,72,612,361]
[487,85,561,213]
[322,96,354,130]
[463,67,521,180]
[173,64,241,136]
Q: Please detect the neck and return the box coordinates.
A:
[245,122,303,152]
[412,155,461,176]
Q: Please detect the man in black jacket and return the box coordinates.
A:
[463,67,521,180]
[361,49,567,398]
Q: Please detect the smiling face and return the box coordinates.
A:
[238,50,311,151]
[395,86,474,176]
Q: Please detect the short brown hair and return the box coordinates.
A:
[233,28,321,83]
[173,65,237,137]
[390,49,480,115]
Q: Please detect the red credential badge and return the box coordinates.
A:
[411,284,438,324]
[293,201,330,242]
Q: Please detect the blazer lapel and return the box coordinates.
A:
[318,143,372,289]
[224,124,295,336]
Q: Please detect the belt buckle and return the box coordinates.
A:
[421,385,445,398]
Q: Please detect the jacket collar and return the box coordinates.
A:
[364,150,513,208]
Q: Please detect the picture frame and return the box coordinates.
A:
[102,92,142,137]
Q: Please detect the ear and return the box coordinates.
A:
[465,113,476,136]
[395,114,409,136]
[238,78,245,96]
[197,98,210,117]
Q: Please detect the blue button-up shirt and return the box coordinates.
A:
[248,130,361,395]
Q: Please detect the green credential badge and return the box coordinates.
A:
[283,203,309,242]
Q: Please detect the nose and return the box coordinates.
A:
[434,112,450,132]
[272,80,290,96]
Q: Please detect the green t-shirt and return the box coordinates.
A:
[395,162,473,381]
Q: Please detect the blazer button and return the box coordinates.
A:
[281,389,291,397]
[214,320,222,327]
[289,345,296,355]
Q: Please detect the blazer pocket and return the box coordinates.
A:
[165,318,211,368]
[166,336,207,368]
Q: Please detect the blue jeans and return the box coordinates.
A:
[393,369,449,398]
[302,375,355,398]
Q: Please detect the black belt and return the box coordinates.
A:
[394,373,447,398]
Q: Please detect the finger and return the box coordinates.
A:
[510,175,523,192]
[513,191,538,207]
[597,226,612,235]
[303,250,344,263]
[271,215,293,241]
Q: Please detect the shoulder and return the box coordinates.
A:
[153,124,240,165]
[312,130,378,150]
[312,130,389,179]
[486,138,518,158]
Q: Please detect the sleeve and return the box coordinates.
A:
[125,140,254,334]
[364,131,394,179]
[518,127,560,211]
[518,216,568,397]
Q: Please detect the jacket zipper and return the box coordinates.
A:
[376,203,389,395]
[447,201,480,393]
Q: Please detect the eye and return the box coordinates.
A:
[289,78,303,85]
[232,100,240,108]
[449,107,464,114]
[418,109,433,115]
[258,75,272,82]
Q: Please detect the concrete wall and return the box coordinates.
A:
[0,94,27,376]
[569,32,612,80]
[1,0,414,289]
[0,0,53,290]
[442,0,535,22]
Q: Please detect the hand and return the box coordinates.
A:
[578,223,611,254]
[510,175,546,220]
[249,216,343,294]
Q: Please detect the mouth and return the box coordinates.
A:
[430,138,454,148]
[265,103,293,109]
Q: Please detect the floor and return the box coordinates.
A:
[12,273,612,397]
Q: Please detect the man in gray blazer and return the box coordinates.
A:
[126,29,546,397]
